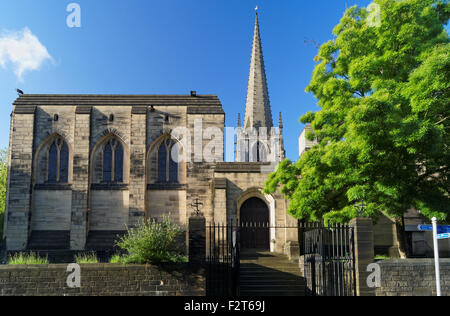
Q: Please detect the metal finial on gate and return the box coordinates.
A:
[191,198,204,216]
[354,201,367,217]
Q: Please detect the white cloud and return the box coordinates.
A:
[0,27,52,81]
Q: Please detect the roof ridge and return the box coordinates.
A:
[16,94,219,98]
[12,94,224,108]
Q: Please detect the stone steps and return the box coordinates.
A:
[240,266,303,275]
[240,277,305,284]
[239,251,305,297]
[239,289,305,297]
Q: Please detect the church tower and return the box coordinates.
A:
[236,9,285,163]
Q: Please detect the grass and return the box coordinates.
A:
[75,252,99,264]
[108,253,188,264]
[375,255,391,260]
[8,252,49,265]
[109,254,125,264]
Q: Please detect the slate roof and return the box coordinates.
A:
[13,94,225,114]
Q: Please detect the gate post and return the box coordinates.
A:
[350,218,375,296]
[188,215,206,265]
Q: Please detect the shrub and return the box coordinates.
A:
[8,252,49,265]
[109,253,125,264]
[75,252,99,264]
[116,216,186,264]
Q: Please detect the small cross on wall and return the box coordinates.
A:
[191,198,204,216]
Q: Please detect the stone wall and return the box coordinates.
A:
[147,190,187,225]
[90,190,130,231]
[5,111,35,250]
[32,190,72,231]
[376,259,450,296]
[0,263,205,296]
[373,215,400,258]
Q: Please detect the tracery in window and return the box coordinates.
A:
[102,138,124,183]
[47,137,69,183]
[157,137,178,183]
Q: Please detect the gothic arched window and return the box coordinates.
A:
[257,142,268,162]
[157,137,178,183]
[249,141,268,162]
[102,138,124,183]
[47,137,69,183]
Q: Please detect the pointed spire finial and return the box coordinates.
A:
[279,112,283,129]
[237,113,241,128]
[255,5,258,13]
[243,7,273,130]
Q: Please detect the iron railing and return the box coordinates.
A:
[206,222,240,296]
[304,223,356,296]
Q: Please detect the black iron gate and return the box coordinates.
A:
[206,222,240,296]
[303,223,356,296]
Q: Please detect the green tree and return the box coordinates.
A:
[0,148,7,240]
[265,0,449,257]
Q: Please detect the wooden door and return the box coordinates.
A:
[240,197,270,250]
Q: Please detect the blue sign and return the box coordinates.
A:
[418,225,450,234]
[437,233,450,240]
[418,225,433,231]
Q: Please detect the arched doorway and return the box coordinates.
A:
[240,197,270,250]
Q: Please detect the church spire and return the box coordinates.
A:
[278,112,286,160]
[243,10,273,130]
[278,112,283,130]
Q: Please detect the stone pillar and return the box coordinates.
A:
[128,106,147,227]
[70,107,91,250]
[188,216,206,264]
[5,109,35,250]
[213,178,227,224]
[350,217,375,296]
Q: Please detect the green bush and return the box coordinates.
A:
[75,252,99,264]
[116,217,186,264]
[109,253,126,264]
[8,252,49,265]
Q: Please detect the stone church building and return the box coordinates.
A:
[3,12,299,254]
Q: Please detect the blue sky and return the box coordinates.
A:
[0,0,411,160]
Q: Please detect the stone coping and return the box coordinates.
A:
[34,184,72,191]
[377,258,450,265]
[0,262,202,271]
[90,183,129,190]
[147,183,187,190]
[215,162,271,173]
